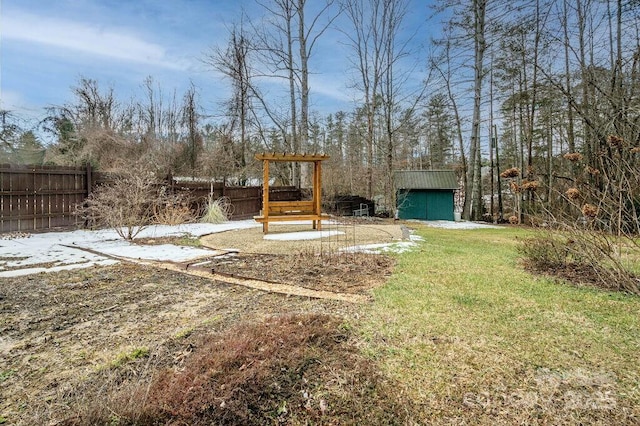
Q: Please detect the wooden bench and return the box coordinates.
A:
[254,200,329,232]
[268,200,315,215]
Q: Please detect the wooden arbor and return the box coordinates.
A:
[254,153,329,233]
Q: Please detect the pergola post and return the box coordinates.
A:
[313,160,322,230]
[262,159,270,233]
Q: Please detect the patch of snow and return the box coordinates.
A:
[133,220,261,238]
[0,259,119,278]
[0,231,116,269]
[0,221,264,277]
[0,219,383,277]
[264,230,344,241]
[341,241,417,254]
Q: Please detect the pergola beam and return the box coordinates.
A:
[255,153,330,162]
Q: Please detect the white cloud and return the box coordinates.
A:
[3,11,186,70]
[0,90,43,118]
[309,74,352,103]
[0,90,26,110]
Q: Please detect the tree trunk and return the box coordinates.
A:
[466,0,487,221]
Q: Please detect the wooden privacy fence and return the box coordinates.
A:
[0,164,94,233]
[0,164,301,233]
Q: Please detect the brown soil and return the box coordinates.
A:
[0,222,403,425]
[200,221,405,255]
[204,252,394,295]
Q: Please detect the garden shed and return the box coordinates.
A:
[395,170,458,221]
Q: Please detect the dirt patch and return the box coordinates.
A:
[203,252,394,295]
[0,264,359,425]
[200,221,405,255]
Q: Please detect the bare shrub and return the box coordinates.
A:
[521,132,640,295]
[153,188,195,225]
[79,170,158,240]
[520,225,640,295]
[519,233,571,270]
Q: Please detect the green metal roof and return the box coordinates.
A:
[394,170,458,190]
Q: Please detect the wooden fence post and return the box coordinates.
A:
[86,163,92,197]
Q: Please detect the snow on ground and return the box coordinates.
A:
[1,260,119,278]
[0,221,262,278]
[340,220,501,254]
[341,233,424,254]
[0,220,346,278]
[341,241,416,255]
[71,239,221,262]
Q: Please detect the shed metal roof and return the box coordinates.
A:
[394,170,458,190]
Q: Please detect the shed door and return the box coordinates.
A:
[425,190,454,221]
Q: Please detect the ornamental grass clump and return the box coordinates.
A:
[200,195,233,224]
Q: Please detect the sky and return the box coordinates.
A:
[0,0,433,131]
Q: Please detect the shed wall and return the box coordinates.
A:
[397,189,454,221]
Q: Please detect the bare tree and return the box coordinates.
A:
[250,0,338,186]
[342,0,393,200]
[44,78,135,168]
[465,0,487,221]
[181,83,202,177]
[295,0,340,153]
[429,37,469,203]
[378,0,424,214]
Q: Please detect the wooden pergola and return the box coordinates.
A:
[254,153,330,233]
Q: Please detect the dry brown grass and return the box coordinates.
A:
[63,314,410,426]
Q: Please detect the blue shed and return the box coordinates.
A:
[395,170,458,221]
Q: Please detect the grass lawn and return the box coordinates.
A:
[360,225,640,425]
